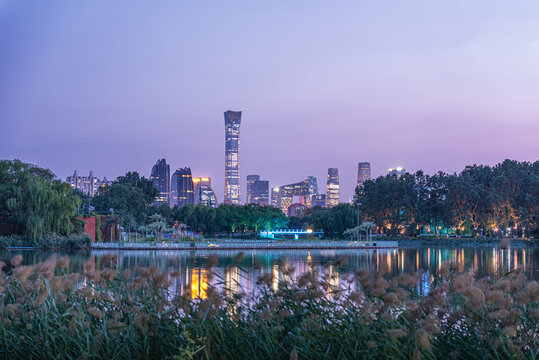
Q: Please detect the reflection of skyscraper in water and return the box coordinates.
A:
[225,266,241,295]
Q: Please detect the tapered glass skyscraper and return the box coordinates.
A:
[149,159,170,206]
[224,110,242,204]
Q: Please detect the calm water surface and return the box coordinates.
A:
[1,244,537,298]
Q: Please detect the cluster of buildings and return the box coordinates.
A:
[66,110,406,216]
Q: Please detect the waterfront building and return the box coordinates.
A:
[271,187,280,207]
[357,162,371,187]
[66,170,109,197]
[312,194,326,207]
[149,159,170,206]
[326,168,340,208]
[193,177,217,208]
[251,180,269,205]
[388,167,406,178]
[170,167,194,207]
[246,174,260,204]
[224,110,241,204]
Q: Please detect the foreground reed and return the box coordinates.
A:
[0,255,537,360]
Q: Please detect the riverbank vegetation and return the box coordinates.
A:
[0,255,537,359]
[0,160,88,246]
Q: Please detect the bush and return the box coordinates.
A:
[0,233,91,249]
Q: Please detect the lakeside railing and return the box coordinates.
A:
[92,240,398,250]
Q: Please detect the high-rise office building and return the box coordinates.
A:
[66,170,109,197]
[388,167,406,178]
[251,180,269,205]
[357,162,371,187]
[170,167,194,207]
[224,110,241,204]
[193,177,217,208]
[277,177,318,214]
[149,159,170,206]
[246,174,260,204]
[312,194,326,207]
[326,168,340,208]
[271,187,280,207]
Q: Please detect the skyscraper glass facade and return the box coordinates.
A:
[170,167,194,207]
[149,158,170,206]
[224,110,241,204]
[246,174,260,204]
[193,177,217,208]
[277,177,318,214]
[251,180,269,205]
[357,162,371,187]
[326,168,340,208]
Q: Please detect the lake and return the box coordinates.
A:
[1,243,537,298]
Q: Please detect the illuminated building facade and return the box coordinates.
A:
[246,174,260,204]
[357,162,371,187]
[277,177,318,214]
[251,179,269,205]
[193,177,217,208]
[271,187,280,207]
[66,170,110,197]
[224,110,241,204]
[312,194,326,207]
[149,159,170,206]
[326,168,340,208]
[170,167,194,207]
[388,167,406,178]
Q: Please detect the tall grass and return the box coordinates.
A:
[0,254,537,359]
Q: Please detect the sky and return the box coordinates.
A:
[1,0,538,203]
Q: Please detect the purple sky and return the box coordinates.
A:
[1,0,538,203]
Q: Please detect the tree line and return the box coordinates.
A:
[354,159,538,237]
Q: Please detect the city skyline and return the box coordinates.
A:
[1,1,538,203]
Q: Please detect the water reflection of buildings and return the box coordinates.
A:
[86,246,536,301]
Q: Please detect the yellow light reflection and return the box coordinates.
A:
[191,268,208,299]
[272,265,279,291]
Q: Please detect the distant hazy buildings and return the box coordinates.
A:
[66,170,110,197]
[170,167,194,207]
[271,187,280,207]
[357,162,371,187]
[277,177,318,214]
[312,194,326,207]
[149,159,170,206]
[224,110,242,205]
[246,174,259,204]
[326,168,340,208]
[388,167,406,178]
[193,177,217,208]
[252,180,269,206]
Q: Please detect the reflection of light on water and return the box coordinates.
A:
[272,265,279,291]
[427,248,430,268]
[226,266,240,295]
[438,249,441,271]
[416,250,419,270]
[191,268,208,299]
[400,250,405,272]
[514,250,518,271]
[326,264,339,299]
[387,252,391,271]
[418,271,431,296]
[474,251,478,270]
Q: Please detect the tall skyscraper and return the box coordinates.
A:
[312,194,326,207]
[246,174,260,204]
[357,162,371,187]
[388,167,406,178]
[251,180,269,205]
[277,177,317,214]
[149,159,170,206]
[326,168,340,208]
[170,167,194,207]
[224,110,241,204]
